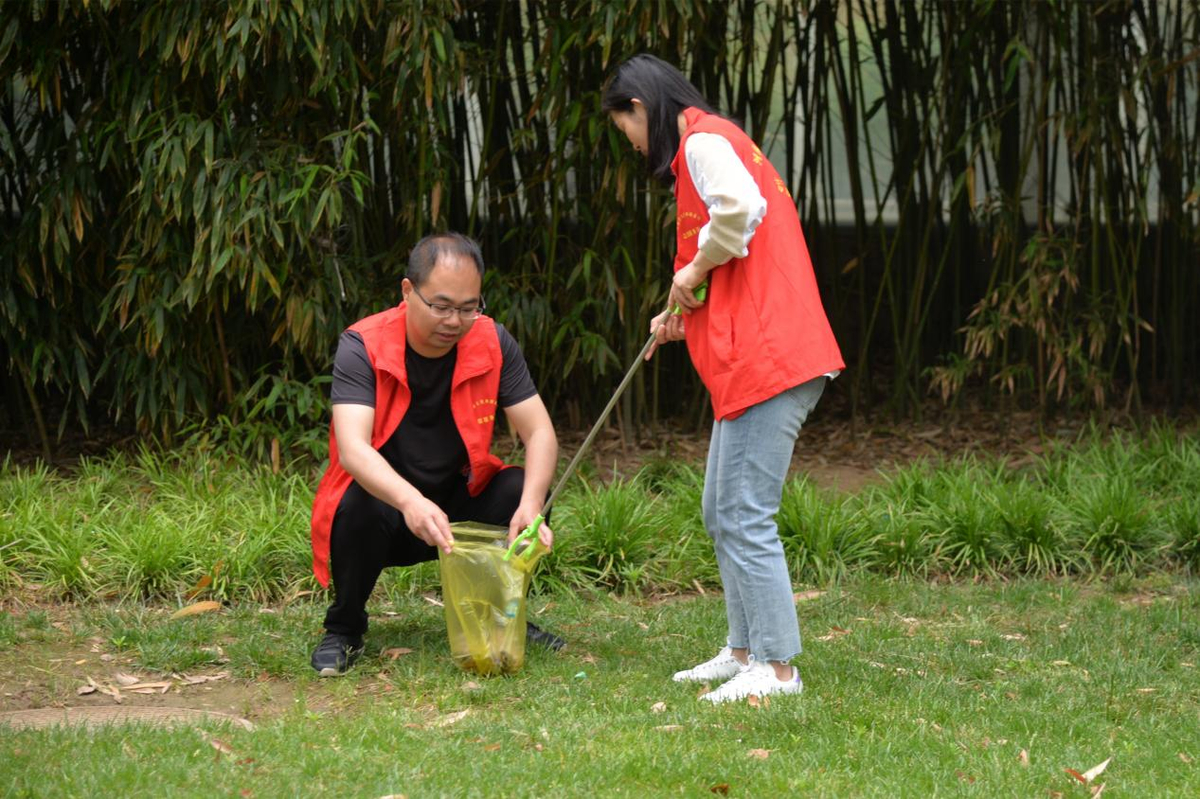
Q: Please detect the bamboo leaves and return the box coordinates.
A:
[1,1,1198,449]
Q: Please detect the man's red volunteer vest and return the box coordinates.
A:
[309,303,506,587]
[671,107,845,420]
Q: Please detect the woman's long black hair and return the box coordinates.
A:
[601,54,718,185]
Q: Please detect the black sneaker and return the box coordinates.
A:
[310,632,364,676]
[526,621,565,651]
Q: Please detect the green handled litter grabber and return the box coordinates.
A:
[505,282,708,563]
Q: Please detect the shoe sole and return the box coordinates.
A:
[700,681,804,703]
[316,666,348,677]
[672,669,740,683]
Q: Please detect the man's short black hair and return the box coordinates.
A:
[601,54,718,185]
[406,232,485,286]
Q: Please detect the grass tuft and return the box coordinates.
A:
[3,429,1199,599]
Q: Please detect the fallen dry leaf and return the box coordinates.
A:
[483,743,501,752]
[377,795,407,799]
[184,574,213,601]
[651,701,667,713]
[285,589,315,604]
[816,626,851,642]
[794,590,826,602]
[126,681,173,694]
[1090,784,1106,797]
[421,594,444,607]
[462,681,481,692]
[1179,752,1194,764]
[967,639,984,646]
[114,672,143,687]
[1001,633,1026,641]
[201,731,235,756]
[383,647,414,660]
[76,684,97,696]
[747,748,771,760]
[434,709,470,728]
[1019,749,1030,766]
[98,683,123,704]
[177,671,229,685]
[710,785,730,795]
[654,725,683,732]
[200,645,229,663]
[1052,660,1072,666]
[1135,687,1155,694]
[170,600,222,620]
[1066,768,1087,784]
[210,738,235,755]
[1081,757,1111,783]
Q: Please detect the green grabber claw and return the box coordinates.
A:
[504,513,544,562]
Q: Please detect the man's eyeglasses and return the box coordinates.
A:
[411,286,486,320]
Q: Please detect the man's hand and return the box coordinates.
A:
[508,502,553,550]
[645,308,686,361]
[400,494,454,554]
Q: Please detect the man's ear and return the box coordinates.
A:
[400,277,412,298]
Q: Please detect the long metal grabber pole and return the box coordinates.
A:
[505,283,707,561]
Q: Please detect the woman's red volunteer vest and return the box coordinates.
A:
[309,303,506,587]
[672,107,844,420]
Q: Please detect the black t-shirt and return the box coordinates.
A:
[330,323,537,498]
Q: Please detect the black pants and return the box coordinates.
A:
[323,467,527,637]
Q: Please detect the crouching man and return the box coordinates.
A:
[309,232,561,675]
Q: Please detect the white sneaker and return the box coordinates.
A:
[700,657,804,704]
[672,646,744,683]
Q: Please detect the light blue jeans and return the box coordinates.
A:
[702,376,827,663]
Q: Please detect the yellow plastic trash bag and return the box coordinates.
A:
[439,522,545,676]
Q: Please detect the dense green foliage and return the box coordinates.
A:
[2,1,1198,457]
[2,426,1198,601]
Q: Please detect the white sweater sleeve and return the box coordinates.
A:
[683,132,768,265]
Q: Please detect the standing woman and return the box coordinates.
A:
[603,54,844,703]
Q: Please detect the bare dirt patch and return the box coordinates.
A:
[0,635,302,725]
[542,407,1093,494]
[0,602,343,728]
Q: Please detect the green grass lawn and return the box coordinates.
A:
[3,576,1198,796]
